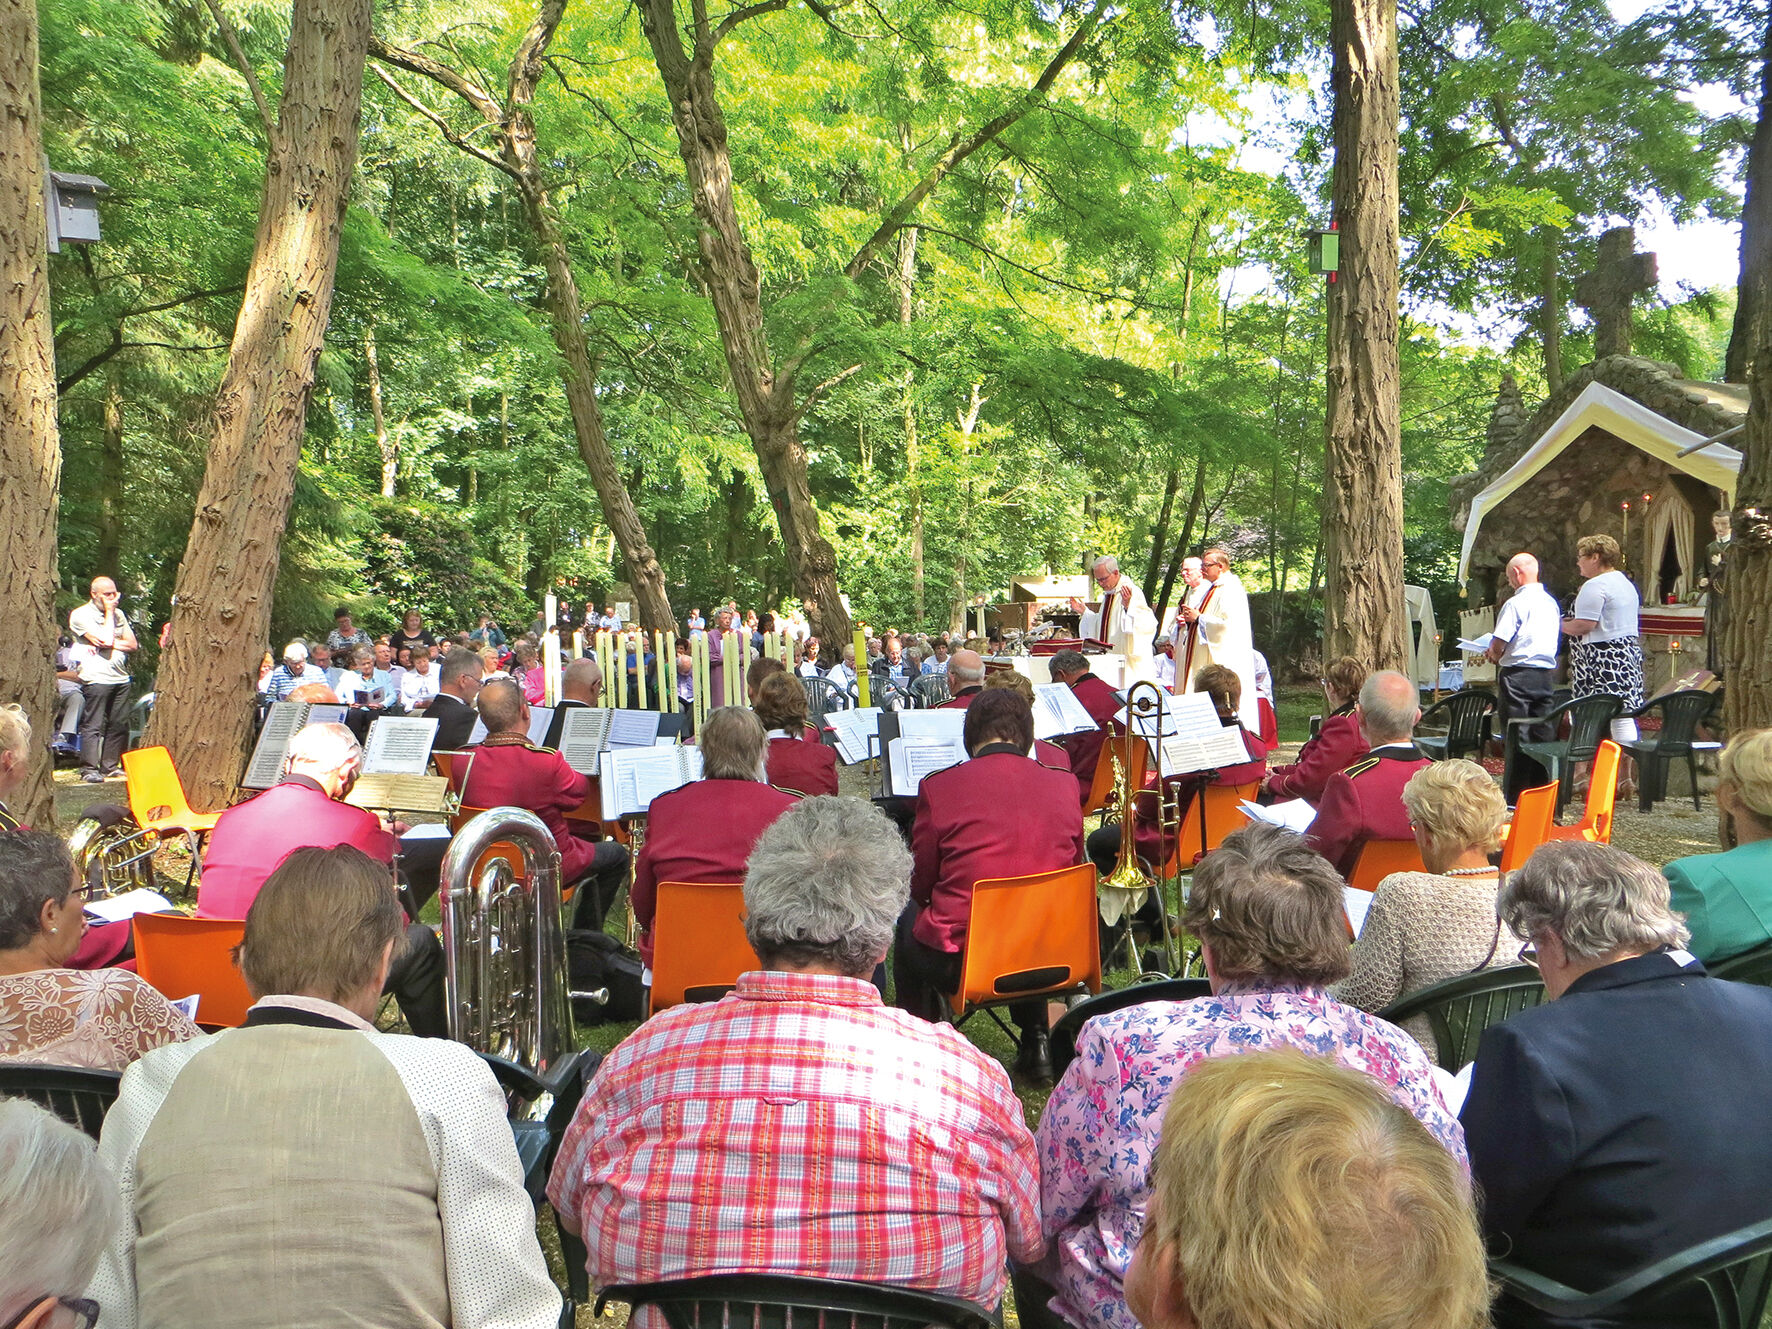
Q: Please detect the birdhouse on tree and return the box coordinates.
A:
[44,168,110,253]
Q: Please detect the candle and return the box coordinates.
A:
[573,629,584,661]
[615,633,628,709]
[657,631,670,713]
[854,628,870,708]
[542,626,561,707]
[696,633,709,729]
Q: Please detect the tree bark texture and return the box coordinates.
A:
[147,0,372,806]
[97,376,125,577]
[1540,234,1564,393]
[1728,14,1772,388]
[1322,0,1410,672]
[365,321,396,496]
[899,225,924,624]
[1726,6,1772,732]
[0,0,62,828]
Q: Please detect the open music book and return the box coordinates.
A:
[362,716,439,775]
[1344,886,1374,938]
[468,705,554,749]
[84,887,176,924]
[887,737,967,797]
[1152,693,1250,776]
[556,707,613,775]
[242,701,350,789]
[825,707,883,765]
[598,745,705,819]
[1032,682,1099,740]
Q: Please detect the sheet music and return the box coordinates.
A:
[1344,886,1375,938]
[170,993,200,1022]
[608,708,661,748]
[1115,701,1180,738]
[897,710,967,745]
[558,706,614,775]
[598,746,704,818]
[344,772,454,814]
[362,717,438,775]
[84,888,175,924]
[1158,729,1249,778]
[243,702,307,789]
[1033,683,1098,740]
[1239,798,1317,834]
[826,707,883,765]
[887,737,966,797]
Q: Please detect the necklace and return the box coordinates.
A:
[1443,866,1499,877]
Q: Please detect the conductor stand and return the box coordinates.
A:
[345,771,459,922]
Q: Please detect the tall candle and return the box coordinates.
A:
[854,628,870,708]
[656,631,669,713]
[573,629,584,661]
[615,634,628,709]
[696,633,709,729]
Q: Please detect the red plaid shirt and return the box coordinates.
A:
[547,971,1043,1309]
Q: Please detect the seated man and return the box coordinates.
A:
[939,649,987,708]
[264,640,326,702]
[896,689,1086,1079]
[91,845,561,1329]
[1663,728,1772,963]
[1306,669,1429,877]
[460,679,628,932]
[1048,648,1123,805]
[631,707,797,967]
[756,673,838,796]
[425,647,485,750]
[548,796,1041,1309]
[195,723,446,1037]
[1463,840,1772,1329]
[541,655,603,749]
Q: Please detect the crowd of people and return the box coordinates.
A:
[4,533,1765,1329]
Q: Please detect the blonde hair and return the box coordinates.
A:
[1720,729,1772,827]
[1577,533,1621,568]
[1143,1049,1490,1329]
[982,669,1034,704]
[1401,760,1507,861]
[0,705,29,762]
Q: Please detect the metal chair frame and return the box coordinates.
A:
[1376,964,1546,1070]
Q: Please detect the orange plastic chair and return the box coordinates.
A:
[1082,726,1138,819]
[948,864,1101,1029]
[648,880,754,1014]
[1499,781,1560,874]
[1345,838,1428,893]
[448,805,576,908]
[133,913,252,1029]
[431,750,458,784]
[1546,740,1621,845]
[1158,780,1264,877]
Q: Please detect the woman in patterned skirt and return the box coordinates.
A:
[1563,533,1644,742]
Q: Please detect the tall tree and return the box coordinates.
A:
[1726,3,1772,732]
[368,2,676,631]
[1322,0,1410,670]
[0,0,61,827]
[147,0,373,805]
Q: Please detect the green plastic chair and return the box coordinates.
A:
[1375,964,1545,1070]
[1416,688,1496,762]
[0,1064,121,1141]
[595,1274,1000,1329]
[1506,693,1623,820]
[1491,1216,1772,1329]
[908,673,953,708]
[1050,978,1213,1078]
[1710,942,1772,987]
[1619,689,1722,814]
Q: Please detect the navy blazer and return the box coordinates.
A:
[1461,951,1772,1327]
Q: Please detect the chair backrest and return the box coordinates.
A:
[954,864,1100,1012]
[0,1064,122,1141]
[800,676,840,721]
[1644,689,1719,747]
[1162,781,1264,877]
[1562,693,1624,758]
[595,1274,998,1329]
[908,674,953,708]
[1574,739,1621,842]
[133,913,253,1029]
[1376,964,1545,1069]
[1421,689,1496,749]
[1050,977,1212,1077]
[649,880,754,1012]
[1499,781,1560,873]
[122,745,199,825]
[1711,942,1772,987]
[1345,838,1428,892]
[1081,727,1133,817]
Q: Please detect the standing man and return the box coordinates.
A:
[69,577,138,783]
[1071,556,1157,683]
[1486,552,1561,801]
[1180,547,1258,731]
[1157,556,1206,690]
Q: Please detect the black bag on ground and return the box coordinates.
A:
[566,929,645,1024]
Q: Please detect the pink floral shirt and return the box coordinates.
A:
[1033,983,1466,1329]
[0,968,201,1071]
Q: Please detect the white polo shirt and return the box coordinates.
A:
[1493,582,1560,670]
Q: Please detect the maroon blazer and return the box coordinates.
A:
[1265,706,1368,805]
[632,779,799,964]
[1130,726,1268,867]
[460,736,601,886]
[938,687,983,711]
[766,734,839,797]
[198,776,397,919]
[1034,739,1072,776]
[910,747,1087,954]
[1307,744,1432,876]
[1062,671,1124,805]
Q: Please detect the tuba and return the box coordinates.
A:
[67,812,160,898]
[438,808,575,1084]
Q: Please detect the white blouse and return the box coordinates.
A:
[1572,569,1640,643]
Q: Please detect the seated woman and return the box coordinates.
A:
[1664,728,1772,963]
[756,673,839,796]
[1262,654,1369,804]
[0,703,29,831]
[1126,1050,1489,1329]
[1030,821,1463,1329]
[630,707,798,967]
[0,830,199,1070]
[1332,759,1516,1062]
[0,1098,123,1329]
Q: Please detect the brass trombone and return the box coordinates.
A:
[1097,680,1182,977]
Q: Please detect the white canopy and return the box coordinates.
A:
[1457,381,1740,587]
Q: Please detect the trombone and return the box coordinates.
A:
[1098,679,1183,978]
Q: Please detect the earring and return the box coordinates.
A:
[49,927,57,934]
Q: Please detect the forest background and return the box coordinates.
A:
[37,0,1758,677]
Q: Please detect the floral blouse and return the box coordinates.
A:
[1033,983,1466,1329]
[0,968,201,1071]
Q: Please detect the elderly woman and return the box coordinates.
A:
[509,639,545,705]
[1127,1051,1490,1329]
[1263,655,1369,805]
[0,704,30,831]
[630,707,798,967]
[1032,821,1464,1329]
[981,669,1073,773]
[755,673,839,796]
[1462,841,1772,1328]
[1664,729,1772,963]
[1334,760,1516,1060]
[0,831,199,1069]
[0,1098,121,1329]
[1562,532,1644,743]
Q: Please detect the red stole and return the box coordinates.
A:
[1178,583,1216,691]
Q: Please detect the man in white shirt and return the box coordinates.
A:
[1179,548,1259,731]
[1486,552,1562,801]
[1071,555,1158,683]
[68,576,138,782]
[265,641,328,703]
[91,844,561,1329]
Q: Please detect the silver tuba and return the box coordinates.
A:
[67,813,160,898]
[438,808,575,1083]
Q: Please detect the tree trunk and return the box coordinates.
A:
[1143,456,1182,603]
[1726,5,1772,732]
[146,0,372,806]
[900,225,925,624]
[1728,15,1772,387]
[1144,215,1207,605]
[1540,233,1564,393]
[0,0,61,828]
[365,321,396,496]
[1322,0,1410,672]
[1155,452,1208,624]
[97,375,125,575]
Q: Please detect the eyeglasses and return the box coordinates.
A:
[1517,939,1538,968]
[2,1298,99,1329]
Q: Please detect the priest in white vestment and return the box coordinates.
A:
[1157,557,1205,689]
[1070,555,1158,683]
[1179,547,1259,730]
